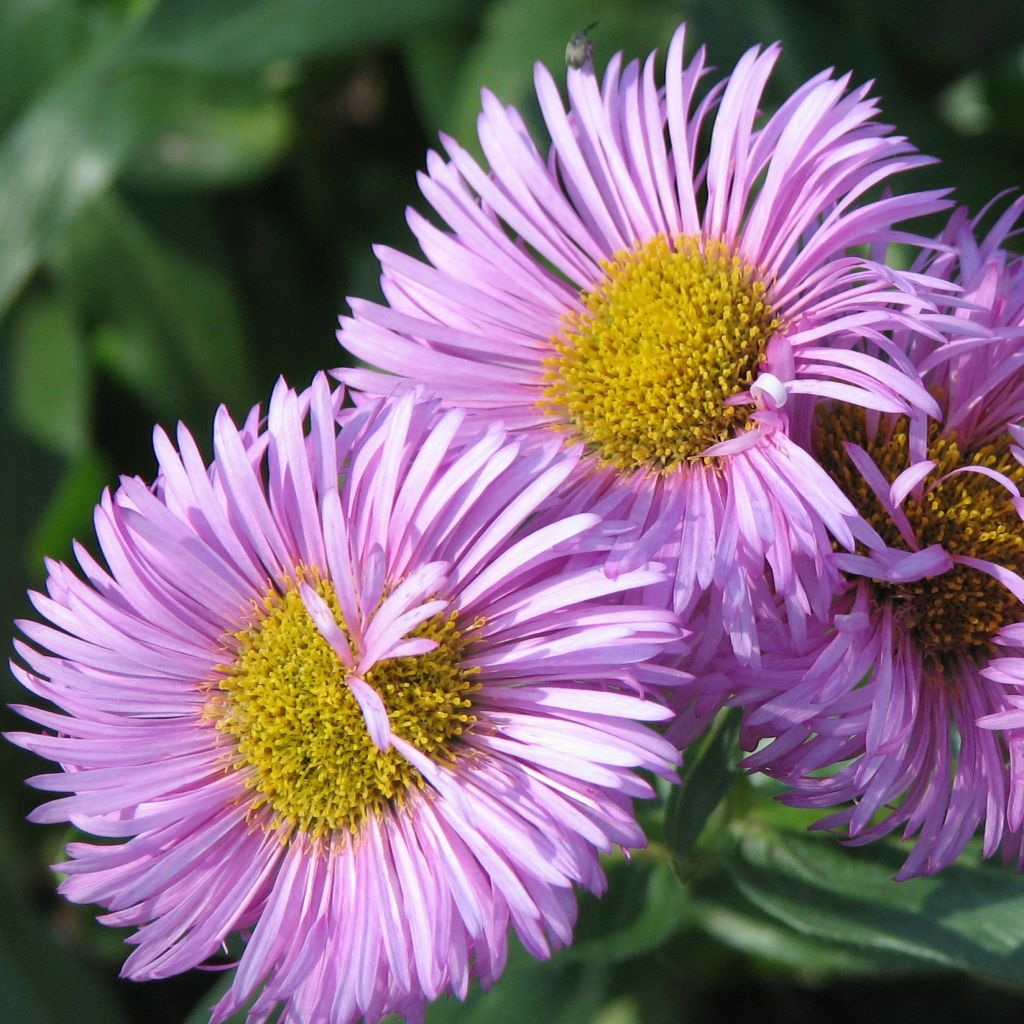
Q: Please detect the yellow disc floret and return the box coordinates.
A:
[206,576,479,840]
[816,407,1024,664]
[541,234,779,472]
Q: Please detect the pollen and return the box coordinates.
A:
[816,407,1024,664]
[540,234,779,472]
[206,576,480,840]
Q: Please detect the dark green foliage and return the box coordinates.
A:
[4,1,1024,1021]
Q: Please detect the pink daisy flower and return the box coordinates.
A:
[336,23,951,661]
[734,201,1024,879]
[7,374,686,1023]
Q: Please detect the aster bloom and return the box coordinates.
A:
[7,375,687,1024]
[336,22,952,664]
[734,201,1024,879]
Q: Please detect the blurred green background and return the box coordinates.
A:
[4,1,1024,1021]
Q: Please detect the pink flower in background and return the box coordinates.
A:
[7,375,687,1024]
[734,202,1024,878]
[336,22,952,667]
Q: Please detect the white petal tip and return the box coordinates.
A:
[751,373,788,410]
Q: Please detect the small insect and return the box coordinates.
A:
[565,22,598,70]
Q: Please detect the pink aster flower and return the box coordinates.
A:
[733,201,1024,879]
[336,23,952,664]
[7,374,686,1024]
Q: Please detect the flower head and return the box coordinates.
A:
[734,201,1024,878]
[8,374,685,1023]
[336,23,951,663]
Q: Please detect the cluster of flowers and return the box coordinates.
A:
[10,21,1024,1024]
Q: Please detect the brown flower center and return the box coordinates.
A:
[815,407,1024,664]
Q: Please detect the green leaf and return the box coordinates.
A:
[8,294,91,457]
[128,0,479,71]
[0,0,106,133]
[0,16,155,322]
[403,26,479,136]
[0,861,128,1023]
[665,707,743,878]
[25,451,111,573]
[427,941,609,1024]
[182,971,251,1024]
[0,0,479,328]
[90,320,191,420]
[721,822,1024,987]
[121,71,292,191]
[690,868,925,981]
[55,192,254,414]
[0,3,295,326]
[569,859,692,964]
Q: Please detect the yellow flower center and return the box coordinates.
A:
[540,234,779,472]
[815,407,1024,664]
[206,577,479,839]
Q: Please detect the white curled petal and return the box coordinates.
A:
[751,372,788,409]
